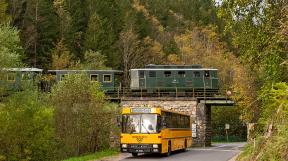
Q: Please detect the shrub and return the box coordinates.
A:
[50,74,118,159]
[0,89,55,161]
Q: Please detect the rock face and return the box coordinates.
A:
[120,98,211,147]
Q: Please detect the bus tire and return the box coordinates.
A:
[182,139,187,152]
[132,153,138,157]
[165,141,171,157]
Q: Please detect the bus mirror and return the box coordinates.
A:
[116,116,121,127]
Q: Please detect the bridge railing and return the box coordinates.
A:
[103,87,229,99]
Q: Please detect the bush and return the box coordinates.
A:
[0,89,55,161]
[50,74,118,159]
[237,82,288,161]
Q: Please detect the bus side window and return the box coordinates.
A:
[185,116,190,128]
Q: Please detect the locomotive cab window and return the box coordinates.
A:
[149,71,156,77]
[139,71,145,79]
[193,71,200,78]
[103,74,112,82]
[204,71,210,78]
[90,74,98,81]
[164,71,172,77]
[178,71,186,78]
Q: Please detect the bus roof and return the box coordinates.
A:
[122,107,190,116]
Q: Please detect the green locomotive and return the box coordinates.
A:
[130,65,219,96]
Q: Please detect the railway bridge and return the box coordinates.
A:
[109,90,234,147]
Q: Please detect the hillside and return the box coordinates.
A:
[1,0,288,160]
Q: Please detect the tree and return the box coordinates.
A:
[0,24,23,68]
[174,26,257,122]
[81,50,108,70]
[118,27,144,85]
[63,0,87,59]
[0,0,10,24]
[84,0,124,68]
[20,0,59,68]
[51,74,116,158]
[0,89,55,161]
[53,0,72,40]
[0,24,23,95]
[218,0,287,83]
[51,39,73,69]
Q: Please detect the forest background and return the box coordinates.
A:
[0,0,287,160]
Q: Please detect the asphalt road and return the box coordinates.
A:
[120,142,246,161]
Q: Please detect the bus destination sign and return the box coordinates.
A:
[131,108,151,113]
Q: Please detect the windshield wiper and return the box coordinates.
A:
[141,124,150,134]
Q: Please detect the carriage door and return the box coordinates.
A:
[204,70,211,89]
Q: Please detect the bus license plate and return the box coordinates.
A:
[136,149,144,152]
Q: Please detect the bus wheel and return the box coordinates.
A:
[132,153,138,157]
[166,142,171,157]
[182,140,187,152]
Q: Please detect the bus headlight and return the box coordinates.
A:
[122,144,127,148]
[153,144,158,148]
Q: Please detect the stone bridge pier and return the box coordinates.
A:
[120,98,213,147]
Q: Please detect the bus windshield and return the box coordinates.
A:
[122,114,161,134]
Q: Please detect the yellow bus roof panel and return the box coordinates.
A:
[122,107,161,114]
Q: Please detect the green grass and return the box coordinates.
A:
[62,149,119,161]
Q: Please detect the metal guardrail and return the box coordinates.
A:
[103,87,229,100]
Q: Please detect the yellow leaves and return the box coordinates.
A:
[132,0,164,33]
[0,155,6,161]
[51,39,74,69]
[173,25,258,122]
[167,54,181,64]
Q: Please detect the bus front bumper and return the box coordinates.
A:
[121,144,162,153]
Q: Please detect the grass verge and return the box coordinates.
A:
[62,149,119,161]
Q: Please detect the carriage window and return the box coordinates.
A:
[193,71,200,78]
[204,71,210,78]
[103,74,112,82]
[60,74,68,81]
[139,71,145,79]
[90,74,98,81]
[7,73,16,81]
[149,71,156,77]
[178,71,186,78]
[164,71,172,77]
[0,74,5,80]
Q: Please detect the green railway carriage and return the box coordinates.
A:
[130,65,219,94]
[47,70,123,91]
[0,68,43,91]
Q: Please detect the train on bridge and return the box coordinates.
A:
[0,65,219,97]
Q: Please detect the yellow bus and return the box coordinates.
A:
[120,107,192,157]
